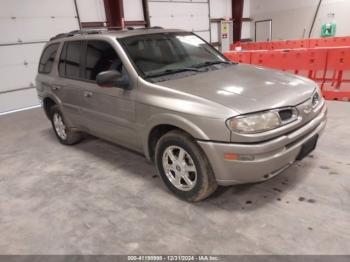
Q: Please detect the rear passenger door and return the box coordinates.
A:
[79,40,140,150]
[54,40,86,128]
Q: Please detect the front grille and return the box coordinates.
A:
[278,109,293,121]
[278,108,298,124]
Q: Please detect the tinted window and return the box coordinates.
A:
[58,43,67,77]
[38,43,59,74]
[83,40,122,81]
[119,33,227,77]
[58,41,82,79]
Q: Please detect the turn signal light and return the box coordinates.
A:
[224,153,255,161]
[224,153,239,160]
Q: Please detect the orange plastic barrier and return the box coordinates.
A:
[225,51,251,64]
[322,47,350,101]
[224,48,350,101]
[230,36,350,51]
[250,49,327,81]
[309,37,350,48]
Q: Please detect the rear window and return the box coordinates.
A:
[38,43,60,74]
[58,41,83,79]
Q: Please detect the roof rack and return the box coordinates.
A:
[50,29,98,41]
[49,26,166,41]
[49,27,125,41]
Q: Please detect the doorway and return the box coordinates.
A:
[255,19,272,42]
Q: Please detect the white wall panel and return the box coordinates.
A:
[0,0,82,113]
[148,0,210,41]
[0,0,77,17]
[0,89,39,113]
[0,17,78,44]
[76,0,106,22]
[195,31,211,42]
[0,44,44,67]
[0,0,79,44]
[209,0,232,44]
[210,23,219,43]
[209,0,232,19]
[241,0,251,39]
[123,0,144,21]
[0,65,37,93]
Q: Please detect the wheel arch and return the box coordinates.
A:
[143,114,210,162]
[42,96,59,119]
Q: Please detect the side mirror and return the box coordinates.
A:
[96,70,130,88]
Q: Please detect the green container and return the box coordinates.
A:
[321,22,336,37]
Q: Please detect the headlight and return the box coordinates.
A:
[227,111,282,133]
[312,85,323,108]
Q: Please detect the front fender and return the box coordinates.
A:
[142,113,211,160]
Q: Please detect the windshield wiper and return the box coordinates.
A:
[145,67,201,78]
[193,60,236,68]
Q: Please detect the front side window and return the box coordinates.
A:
[118,32,229,79]
[58,41,82,79]
[83,40,122,81]
[38,43,59,74]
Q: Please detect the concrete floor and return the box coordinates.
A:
[0,101,349,255]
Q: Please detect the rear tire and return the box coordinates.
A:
[155,130,217,202]
[50,105,82,145]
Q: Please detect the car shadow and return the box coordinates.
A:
[197,165,308,211]
[41,128,311,210]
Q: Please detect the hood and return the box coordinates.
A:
[158,64,316,114]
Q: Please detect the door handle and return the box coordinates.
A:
[83,91,93,98]
[51,84,62,91]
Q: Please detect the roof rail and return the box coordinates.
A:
[49,27,124,41]
[49,29,102,41]
[49,26,165,41]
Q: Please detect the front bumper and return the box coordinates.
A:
[198,104,327,186]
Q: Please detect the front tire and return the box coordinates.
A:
[50,105,82,145]
[155,130,217,202]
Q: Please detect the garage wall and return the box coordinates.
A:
[250,0,350,41]
[0,0,80,114]
[76,0,106,22]
[242,0,251,40]
[0,0,106,114]
[123,0,144,21]
[209,0,232,43]
[148,0,211,41]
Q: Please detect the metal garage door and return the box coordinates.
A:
[0,0,79,114]
[148,0,210,42]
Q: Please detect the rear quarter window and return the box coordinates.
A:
[38,43,60,74]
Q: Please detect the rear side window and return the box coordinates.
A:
[83,40,122,81]
[38,43,59,74]
[58,41,82,79]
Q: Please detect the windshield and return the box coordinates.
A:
[118,32,230,78]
